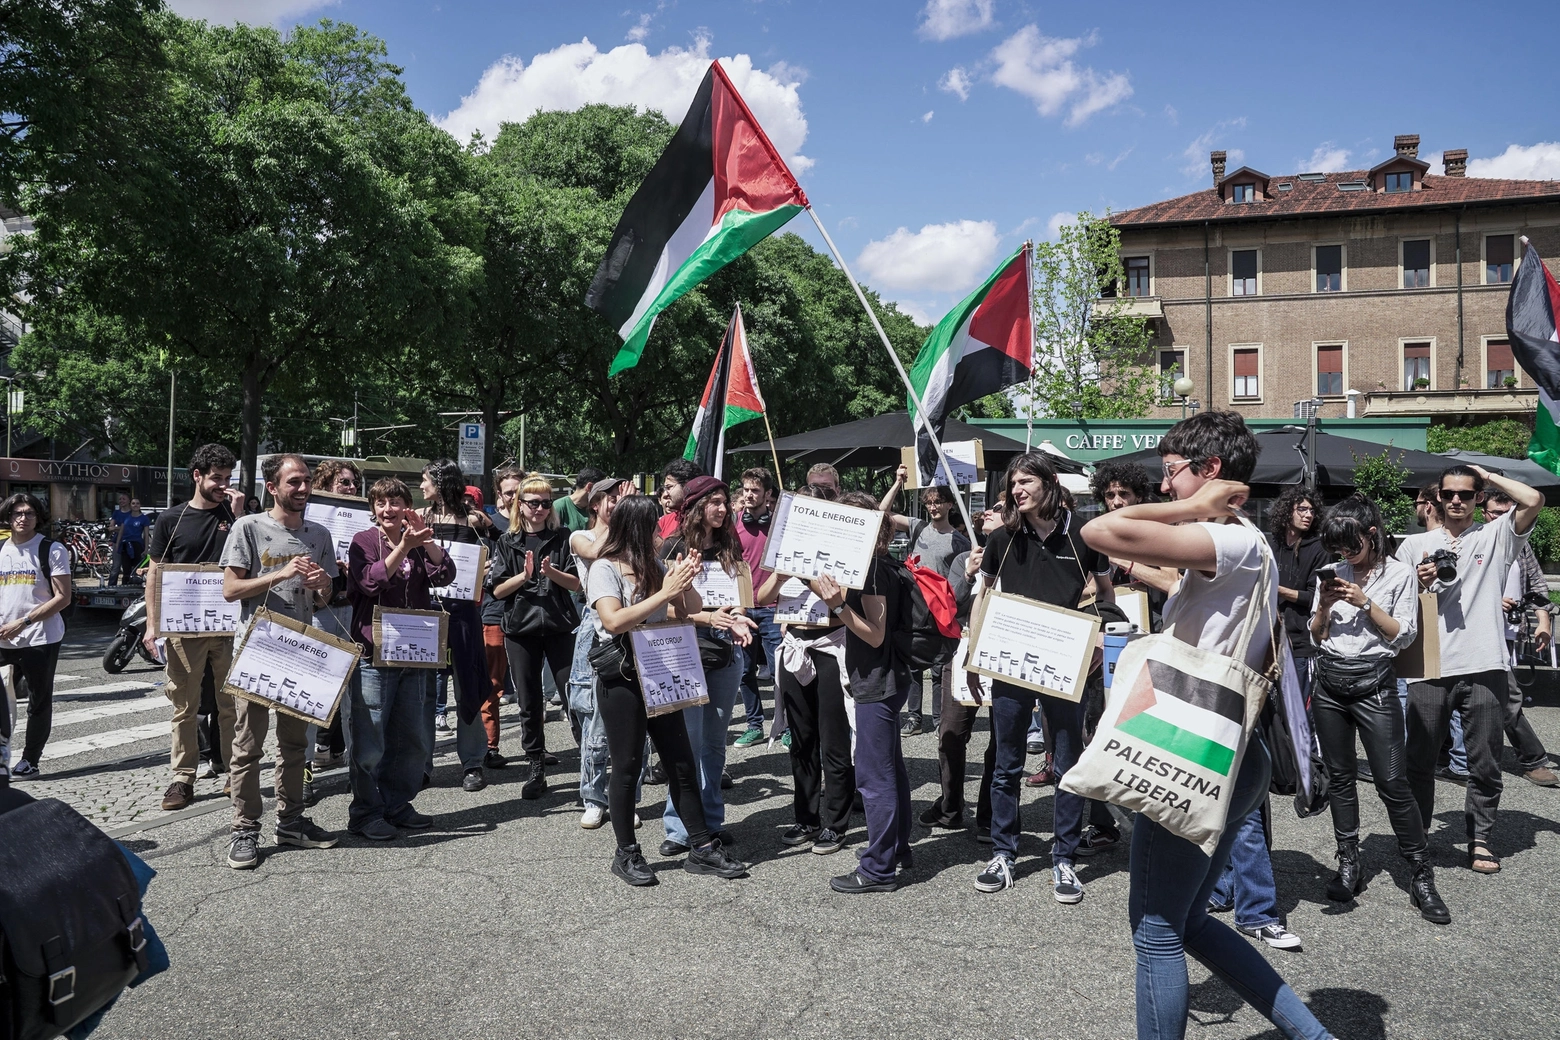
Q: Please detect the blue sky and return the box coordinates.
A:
[174,0,1560,325]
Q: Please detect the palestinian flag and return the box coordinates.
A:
[586,62,808,376]
[1117,659,1245,776]
[685,305,765,480]
[1507,237,1560,474]
[907,243,1033,483]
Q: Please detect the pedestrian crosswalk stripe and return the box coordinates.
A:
[50,699,168,728]
[44,722,169,759]
[53,681,158,701]
[53,673,88,684]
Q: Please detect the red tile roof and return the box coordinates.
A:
[1112,172,1560,228]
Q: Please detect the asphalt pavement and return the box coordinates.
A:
[14,610,1560,1039]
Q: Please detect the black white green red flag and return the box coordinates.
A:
[1508,238,1560,474]
[586,62,808,377]
[685,305,765,480]
[906,243,1034,484]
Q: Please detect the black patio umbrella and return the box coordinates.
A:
[1437,449,1560,505]
[729,411,1088,474]
[1106,426,1449,490]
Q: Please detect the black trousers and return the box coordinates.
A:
[932,696,995,826]
[3,642,61,765]
[504,631,575,759]
[1502,666,1550,771]
[1407,671,1507,846]
[1312,661,1426,858]
[598,676,709,849]
[778,650,856,833]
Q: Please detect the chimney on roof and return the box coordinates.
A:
[1210,150,1227,187]
[1394,134,1420,159]
[1443,148,1468,178]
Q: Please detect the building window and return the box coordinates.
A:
[1125,256,1151,297]
[1486,338,1515,389]
[1403,342,1431,390]
[1233,348,1260,399]
[1315,245,1342,292]
[1403,240,1431,288]
[1159,349,1186,401]
[1486,235,1515,284]
[1231,184,1254,203]
[1231,250,1258,296]
[1384,171,1412,193]
[1316,344,1344,396]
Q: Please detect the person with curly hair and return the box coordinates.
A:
[1266,485,1329,696]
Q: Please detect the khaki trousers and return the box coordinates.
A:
[230,697,310,830]
[167,636,237,784]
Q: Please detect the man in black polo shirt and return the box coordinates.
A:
[969,453,1113,902]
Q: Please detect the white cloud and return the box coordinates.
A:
[989,26,1131,127]
[437,36,812,170]
[1045,211,1073,239]
[1468,142,1560,180]
[1163,104,1179,126]
[626,14,652,43]
[922,110,935,123]
[856,220,1002,292]
[166,0,336,24]
[1300,142,1351,173]
[892,299,938,325]
[939,67,971,101]
[1178,120,1246,180]
[917,0,995,41]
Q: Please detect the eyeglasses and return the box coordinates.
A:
[1294,505,1315,514]
[1161,458,1199,480]
[10,509,35,519]
[1439,488,1478,502]
[520,498,551,510]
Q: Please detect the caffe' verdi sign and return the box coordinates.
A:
[967,417,1429,463]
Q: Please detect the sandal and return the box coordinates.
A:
[1469,843,1501,874]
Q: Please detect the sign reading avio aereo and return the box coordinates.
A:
[457,422,485,476]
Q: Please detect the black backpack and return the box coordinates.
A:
[0,794,148,1040]
[885,558,954,673]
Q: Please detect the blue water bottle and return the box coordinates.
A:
[1102,622,1139,691]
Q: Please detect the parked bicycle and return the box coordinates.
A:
[55,519,116,581]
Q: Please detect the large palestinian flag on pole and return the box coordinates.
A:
[907,243,1033,483]
[1507,237,1560,474]
[586,62,808,377]
[1117,659,1244,776]
[685,305,765,480]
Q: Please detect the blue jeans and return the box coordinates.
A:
[569,610,611,809]
[1448,707,1468,774]
[345,665,433,830]
[990,683,1087,865]
[425,670,487,777]
[1131,739,1330,1040]
[738,607,783,731]
[663,636,745,845]
[1208,804,1281,930]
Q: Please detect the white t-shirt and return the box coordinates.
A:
[1395,513,1526,676]
[571,530,597,597]
[1159,521,1277,671]
[0,535,71,648]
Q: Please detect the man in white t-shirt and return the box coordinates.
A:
[0,494,73,779]
[1395,464,1542,874]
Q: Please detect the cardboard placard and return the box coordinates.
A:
[692,560,754,608]
[629,620,710,718]
[222,608,360,727]
[304,492,374,563]
[436,539,489,604]
[1113,587,1151,634]
[775,576,830,626]
[900,439,986,489]
[151,564,239,637]
[760,491,883,590]
[371,606,448,669]
[1393,591,1441,680]
[965,590,1101,702]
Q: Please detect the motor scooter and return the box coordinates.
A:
[102,594,160,674]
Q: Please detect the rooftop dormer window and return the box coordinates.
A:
[1231,184,1255,203]
[1384,171,1412,193]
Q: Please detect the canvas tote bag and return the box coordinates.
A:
[1059,521,1276,855]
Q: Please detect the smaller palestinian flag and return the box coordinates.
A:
[685,305,765,480]
[908,243,1033,484]
[586,61,808,376]
[1116,659,1245,776]
[1507,237,1560,474]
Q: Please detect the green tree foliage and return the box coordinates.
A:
[1351,448,1414,536]
[1426,419,1532,459]
[1027,213,1157,419]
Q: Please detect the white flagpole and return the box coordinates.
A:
[806,206,975,535]
[1024,239,1036,451]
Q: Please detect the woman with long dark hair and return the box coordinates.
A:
[1310,494,1449,923]
[589,495,748,885]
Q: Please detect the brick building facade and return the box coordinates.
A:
[1109,135,1560,423]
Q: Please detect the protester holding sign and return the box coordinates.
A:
[220,454,340,869]
[656,476,756,854]
[1080,411,1332,1040]
[589,495,748,886]
[345,478,454,841]
[967,454,1114,903]
[490,472,581,801]
[147,444,244,810]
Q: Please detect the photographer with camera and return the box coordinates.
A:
[1394,464,1542,875]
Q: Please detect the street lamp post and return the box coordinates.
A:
[1173,376,1195,420]
[0,376,22,458]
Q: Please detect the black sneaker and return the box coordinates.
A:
[684,841,748,879]
[1075,826,1120,857]
[720,769,734,790]
[484,749,508,769]
[1436,765,1470,785]
[520,759,546,799]
[611,844,658,886]
[227,830,259,869]
[391,809,435,830]
[1026,738,1045,755]
[660,838,690,856]
[711,829,736,846]
[780,824,819,848]
[919,801,963,829]
[812,828,844,855]
[974,854,1014,892]
[830,869,898,894]
[1207,895,1234,913]
[899,714,921,736]
[276,815,339,849]
[462,768,486,792]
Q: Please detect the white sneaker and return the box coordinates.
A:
[1238,923,1303,950]
[580,804,606,829]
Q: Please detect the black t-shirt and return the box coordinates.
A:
[979,511,1109,608]
[146,501,236,565]
[845,556,913,704]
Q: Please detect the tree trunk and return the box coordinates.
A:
[240,362,264,501]
[480,393,501,498]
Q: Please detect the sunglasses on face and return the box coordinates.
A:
[1439,489,1478,502]
[520,498,551,510]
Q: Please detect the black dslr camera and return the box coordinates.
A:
[1427,548,1458,582]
